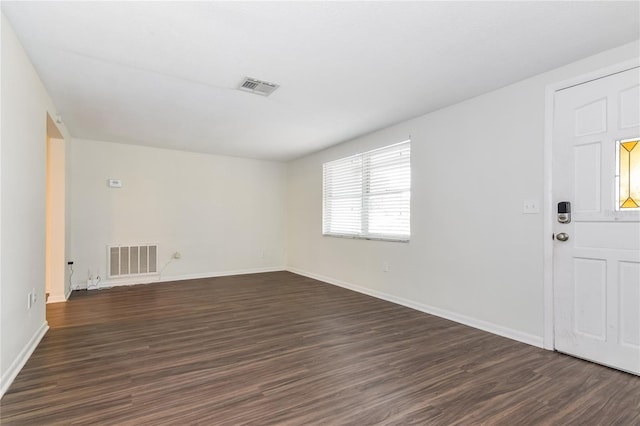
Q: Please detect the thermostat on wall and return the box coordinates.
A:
[108,179,123,188]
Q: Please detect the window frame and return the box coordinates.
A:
[322,140,411,242]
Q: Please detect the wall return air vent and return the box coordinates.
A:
[238,77,279,96]
[108,244,158,278]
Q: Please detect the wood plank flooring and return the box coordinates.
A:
[1,271,638,425]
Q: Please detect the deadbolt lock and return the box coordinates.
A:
[557,201,571,224]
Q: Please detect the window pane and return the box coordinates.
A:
[324,197,362,235]
[323,155,363,235]
[366,192,410,236]
[324,156,362,198]
[618,138,640,210]
[363,141,411,238]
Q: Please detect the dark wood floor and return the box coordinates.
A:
[1,272,638,425]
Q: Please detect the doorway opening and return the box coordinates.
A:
[46,113,66,303]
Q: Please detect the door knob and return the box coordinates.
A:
[556,232,569,241]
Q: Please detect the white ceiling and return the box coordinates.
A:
[3,2,639,161]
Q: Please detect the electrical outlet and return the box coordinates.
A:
[26,290,36,309]
[87,277,99,290]
[383,262,389,272]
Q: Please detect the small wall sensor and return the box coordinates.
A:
[108,179,123,188]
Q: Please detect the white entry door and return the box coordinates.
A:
[553,66,640,375]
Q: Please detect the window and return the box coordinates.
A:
[323,140,410,241]
[616,137,640,210]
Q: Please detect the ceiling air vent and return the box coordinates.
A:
[238,77,279,96]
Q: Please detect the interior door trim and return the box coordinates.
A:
[543,58,640,350]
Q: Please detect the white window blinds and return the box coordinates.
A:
[323,140,410,241]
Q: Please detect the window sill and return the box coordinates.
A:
[322,233,410,243]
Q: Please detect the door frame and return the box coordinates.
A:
[543,58,640,350]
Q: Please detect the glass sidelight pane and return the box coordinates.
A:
[618,138,640,210]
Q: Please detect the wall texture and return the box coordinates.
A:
[69,139,287,288]
[286,41,640,347]
[0,14,70,395]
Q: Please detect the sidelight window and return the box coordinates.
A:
[616,138,640,210]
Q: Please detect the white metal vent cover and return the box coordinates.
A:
[108,244,158,278]
[238,77,279,96]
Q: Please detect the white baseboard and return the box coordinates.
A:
[287,267,544,349]
[1,322,49,399]
[72,266,285,290]
[46,293,67,304]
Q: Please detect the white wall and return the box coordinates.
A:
[0,14,70,396]
[286,40,640,347]
[69,139,287,288]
